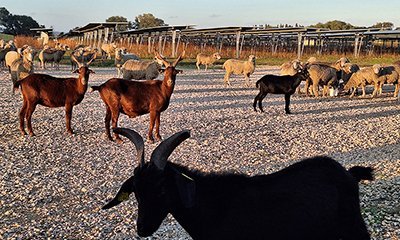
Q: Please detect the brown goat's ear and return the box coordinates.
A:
[72,69,79,74]
[151,130,191,171]
[89,69,95,74]
[159,68,166,74]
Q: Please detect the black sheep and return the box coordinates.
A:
[102,128,373,240]
[253,68,309,114]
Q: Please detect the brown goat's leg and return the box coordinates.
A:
[65,104,74,135]
[147,111,156,143]
[25,103,37,136]
[19,100,28,135]
[154,113,162,141]
[111,110,122,143]
[104,107,113,141]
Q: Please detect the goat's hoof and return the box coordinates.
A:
[28,132,35,137]
[66,130,74,136]
[147,137,155,144]
[285,111,292,114]
[155,135,162,142]
[115,138,123,144]
[106,136,113,141]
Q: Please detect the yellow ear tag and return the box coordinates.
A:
[117,192,130,201]
[181,173,194,181]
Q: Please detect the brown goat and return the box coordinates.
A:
[90,51,185,143]
[13,55,95,136]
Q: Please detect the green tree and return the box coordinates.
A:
[0,7,40,35]
[133,13,167,29]
[370,22,394,29]
[310,20,355,30]
[105,15,131,31]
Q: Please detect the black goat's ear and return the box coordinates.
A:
[174,172,196,208]
[102,176,135,210]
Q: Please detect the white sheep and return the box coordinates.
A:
[115,47,140,77]
[343,65,381,98]
[196,52,221,70]
[5,45,31,72]
[223,55,256,86]
[280,59,302,76]
[101,42,117,60]
[10,48,34,93]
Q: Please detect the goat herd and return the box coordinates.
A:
[2,38,395,239]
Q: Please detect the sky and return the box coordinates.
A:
[2,0,400,33]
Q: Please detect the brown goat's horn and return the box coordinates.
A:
[113,128,145,166]
[150,130,190,170]
[172,51,185,67]
[156,52,170,67]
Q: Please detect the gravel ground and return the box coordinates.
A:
[0,65,399,239]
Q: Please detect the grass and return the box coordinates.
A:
[0,33,14,41]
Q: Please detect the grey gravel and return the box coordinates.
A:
[0,65,399,239]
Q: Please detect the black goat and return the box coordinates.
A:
[102,128,373,240]
[253,69,309,114]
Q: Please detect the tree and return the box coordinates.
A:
[370,22,394,29]
[105,15,131,31]
[309,20,355,30]
[0,7,41,35]
[133,13,167,29]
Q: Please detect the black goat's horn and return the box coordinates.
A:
[150,130,190,170]
[113,128,145,166]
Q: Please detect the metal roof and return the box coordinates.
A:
[120,25,194,35]
[180,26,253,35]
[73,22,129,33]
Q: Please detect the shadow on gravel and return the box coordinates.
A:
[297,99,400,115]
